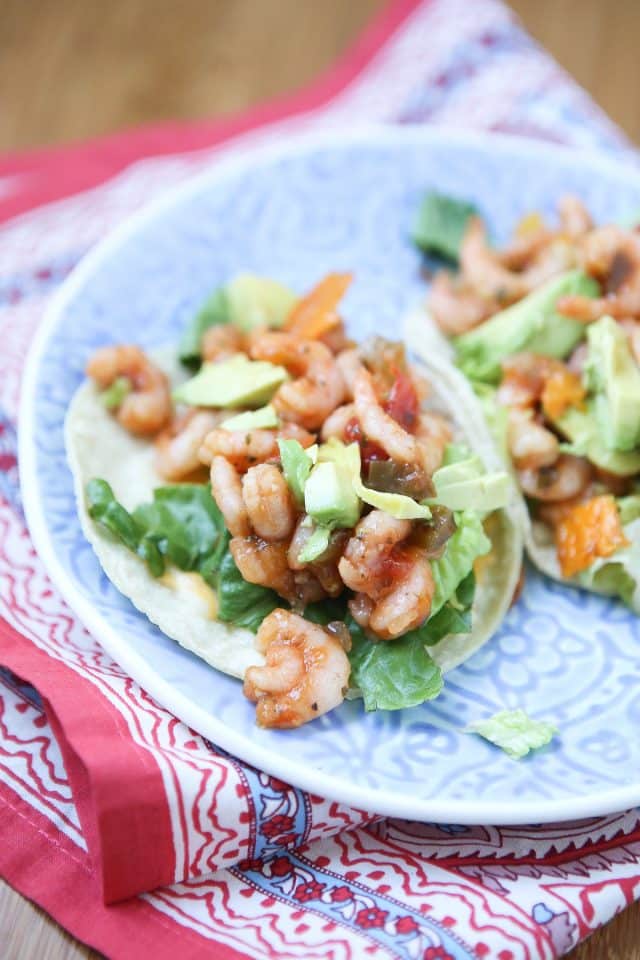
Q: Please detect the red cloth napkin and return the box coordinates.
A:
[1,1,639,957]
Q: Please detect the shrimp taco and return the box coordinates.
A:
[67,272,522,728]
[414,191,640,611]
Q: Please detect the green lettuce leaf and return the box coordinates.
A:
[420,571,475,644]
[179,288,230,370]
[86,478,164,575]
[348,618,443,711]
[617,495,640,525]
[86,479,228,584]
[215,549,281,632]
[431,511,490,614]
[412,192,478,262]
[467,708,557,759]
[132,485,227,577]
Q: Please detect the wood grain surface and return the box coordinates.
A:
[1,0,639,957]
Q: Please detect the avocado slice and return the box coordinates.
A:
[305,460,361,529]
[454,270,600,383]
[220,404,280,431]
[173,355,288,408]
[583,315,640,452]
[554,403,640,476]
[227,274,297,332]
[431,454,511,512]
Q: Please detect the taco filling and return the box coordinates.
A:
[68,273,518,728]
[416,191,640,609]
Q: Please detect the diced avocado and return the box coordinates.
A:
[412,192,478,262]
[297,524,331,564]
[356,483,432,520]
[100,376,132,410]
[432,473,511,512]
[454,270,600,383]
[583,315,640,452]
[305,461,361,529]
[555,403,640,476]
[173,355,288,408]
[431,454,511,512]
[433,454,486,486]
[617,495,640,525]
[179,288,230,369]
[220,404,280,431]
[227,274,297,332]
[278,438,315,506]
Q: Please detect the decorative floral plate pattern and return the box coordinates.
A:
[20,128,640,823]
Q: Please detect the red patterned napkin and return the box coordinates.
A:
[1,1,639,957]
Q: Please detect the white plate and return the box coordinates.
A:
[20,126,640,823]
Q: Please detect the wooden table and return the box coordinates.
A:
[1,1,639,956]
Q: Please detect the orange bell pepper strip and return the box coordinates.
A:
[541,367,585,420]
[285,272,352,339]
[555,494,629,578]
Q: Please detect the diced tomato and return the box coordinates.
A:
[383,371,419,432]
[344,417,388,465]
[285,273,352,339]
[555,494,628,578]
[541,368,586,420]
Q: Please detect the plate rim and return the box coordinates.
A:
[19,123,640,824]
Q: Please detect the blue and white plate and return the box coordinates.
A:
[20,127,640,824]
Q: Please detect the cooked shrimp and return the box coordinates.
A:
[228,536,324,605]
[558,226,640,320]
[518,454,592,502]
[428,270,494,335]
[335,348,362,399]
[415,411,452,475]
[368,546,434,639]
[199,428,280,473]
[242,464,296,541]
[243,609,350,728]
[498,215,551,270]
[210,456,249,536]
[155,410,222,480]
[320,402,356,441]
[339,511,432,639]
[498,353,550,408]
[348,593,374,628]
[320,321,353,355]
[86,344,171,436]
[461,217,530,305]
[339,511,412,595]
[558,195,593,238]
[230,536,295,599]
[249,331,346,430]
[201,325,246,362]
[507,407,559,470]
[353,369,417,463]
[512,238,578,289]
[199,423,315,474]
